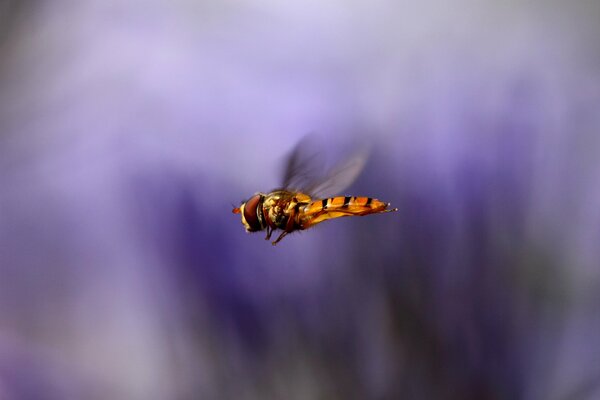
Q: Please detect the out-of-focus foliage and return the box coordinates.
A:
[1,1,599,399]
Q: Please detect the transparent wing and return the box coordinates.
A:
[281,135,370,199]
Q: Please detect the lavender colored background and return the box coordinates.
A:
[1,1,599,399]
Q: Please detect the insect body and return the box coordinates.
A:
[232,137,397,245]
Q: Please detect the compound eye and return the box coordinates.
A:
[243,195,262,232]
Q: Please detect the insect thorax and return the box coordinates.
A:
[263,191,309,230]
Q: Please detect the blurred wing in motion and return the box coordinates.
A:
[281,135,370,198]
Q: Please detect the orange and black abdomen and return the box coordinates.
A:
[300,196,396,229]
[305,196,389,214]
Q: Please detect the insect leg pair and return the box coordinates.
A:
[265,226,288,244]
[264,226,288,245]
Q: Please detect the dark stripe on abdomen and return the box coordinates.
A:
[366,197,372,206]
[321,199,328,209]
[342,196,352,208]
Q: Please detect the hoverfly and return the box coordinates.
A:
[232,136,397,245]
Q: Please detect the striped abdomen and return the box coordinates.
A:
[300,196,396,229]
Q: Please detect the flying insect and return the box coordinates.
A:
[232,137,397,245]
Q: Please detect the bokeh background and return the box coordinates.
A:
[1,1,599,399]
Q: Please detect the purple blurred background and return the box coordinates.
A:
[1,1,599,399]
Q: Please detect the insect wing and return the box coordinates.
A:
[281,135,369,199]
[281,135,325,193]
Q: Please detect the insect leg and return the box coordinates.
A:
[271,231,288,246]
[265,226,273,240]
